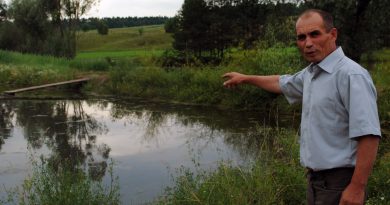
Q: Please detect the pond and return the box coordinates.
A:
[0,98,295,204]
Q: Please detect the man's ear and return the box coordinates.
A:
[330,27,338,41]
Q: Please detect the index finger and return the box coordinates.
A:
[222,72,232,78]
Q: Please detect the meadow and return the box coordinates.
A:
[0,25,389,204]
[76,25,171,59]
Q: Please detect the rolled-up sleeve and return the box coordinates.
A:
[346,74,381,139]
[279,70,305,104]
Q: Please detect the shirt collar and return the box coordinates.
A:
[309,47,345,74]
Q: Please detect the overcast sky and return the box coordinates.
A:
[87,0,184,18]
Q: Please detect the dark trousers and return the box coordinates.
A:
[307,167,359,205]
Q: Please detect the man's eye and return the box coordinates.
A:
[309,31,320,38]
[297,35,306,41]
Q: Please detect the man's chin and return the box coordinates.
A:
[304,56,321,63]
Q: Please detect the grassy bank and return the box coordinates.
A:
[0,50,74,88]
[0,46,305,110]
[89,47,305,110]
[0,157,120,205]
[157,128,306,205]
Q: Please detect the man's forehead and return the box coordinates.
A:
[296,24,323,35]
[296,14,325,34]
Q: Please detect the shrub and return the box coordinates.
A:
[96,21,109,35]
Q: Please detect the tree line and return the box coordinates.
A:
[79,16,169,31]
[164,0,390,66]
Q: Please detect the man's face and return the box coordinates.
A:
[296,13,337,63]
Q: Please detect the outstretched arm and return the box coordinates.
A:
[222,72,282,94]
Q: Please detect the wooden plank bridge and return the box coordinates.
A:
[2,78,90,96]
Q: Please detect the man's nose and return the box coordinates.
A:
[305,37,313,47]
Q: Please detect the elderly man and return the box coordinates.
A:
[223,9,381,205]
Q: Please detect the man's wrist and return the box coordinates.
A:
[242,75,251,84]
[349,179,367,190]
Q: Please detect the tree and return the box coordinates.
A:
[3,0,99,58]
[0,21,23,50]
[164,17,179,33]
[61,0,100,57]
[172,0,239,63]
[0,0,6,21]
[96,19,109,35]
[174,0,210,57]
[9,0,51,53]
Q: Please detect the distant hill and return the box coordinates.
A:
[76,25,173,59]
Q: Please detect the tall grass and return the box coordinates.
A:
[156,127,306,205]
[0,157,120,205]
[0,50,69,69]
[0,51,73,89]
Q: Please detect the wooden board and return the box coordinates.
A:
[3,78,90,96]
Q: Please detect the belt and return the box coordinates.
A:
[306,167,355,178]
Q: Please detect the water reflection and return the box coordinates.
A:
[108,100,283,159]
[0,102,14,150]
[0,98,292,203]
[1,100,110,181]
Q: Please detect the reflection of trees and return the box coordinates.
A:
[2,98,296,177]
[109,101,169,145]
[13,100,110,180]
[109,99,298,160]
[0,101,14,150]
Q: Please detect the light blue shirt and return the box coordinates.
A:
[279,47,381,170]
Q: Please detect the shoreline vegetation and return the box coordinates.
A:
[0,25,389,204]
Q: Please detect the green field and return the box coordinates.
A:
[76,50,164,59]
[76,25,172,59]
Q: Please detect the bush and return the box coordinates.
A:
[159,49,201,68]
[96,21,109,35]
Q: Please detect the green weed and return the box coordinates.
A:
[0,157,120,205]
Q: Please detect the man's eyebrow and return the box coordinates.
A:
[309,30,321,35]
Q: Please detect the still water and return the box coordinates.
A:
[0,98,290,204]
